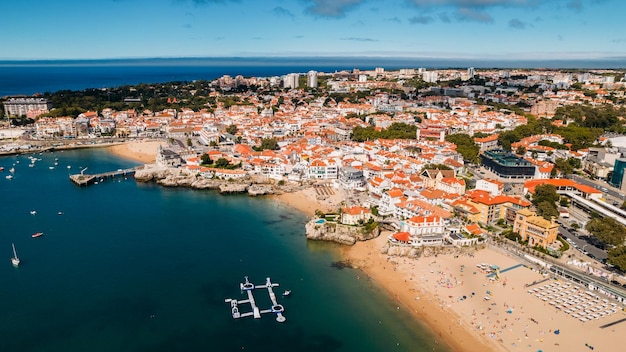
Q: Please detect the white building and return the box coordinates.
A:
[3,97,51,117]
[307,70,318,88]
[283,73,299,89]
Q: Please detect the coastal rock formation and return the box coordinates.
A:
[134,165,290,196]
[382,242,484,258]
[247,184,276,196]
[218,183,249,194]
[305,219,380,245]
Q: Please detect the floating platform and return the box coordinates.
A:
[225,276,286,323]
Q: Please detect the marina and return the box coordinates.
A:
[225,276,287,323]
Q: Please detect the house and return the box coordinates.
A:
[513,209,559,249]
[156,146,182,167]
[338,166,366,190]
[341,206,372,225]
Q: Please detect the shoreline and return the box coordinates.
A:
[107,140,166,164]
[100,145,626,352]
[271,188,483,351]
[272,187,626,352]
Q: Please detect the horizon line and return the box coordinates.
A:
[2,54,626,63]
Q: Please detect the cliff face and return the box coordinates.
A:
[305,220,380,245]
[134,166,284,195]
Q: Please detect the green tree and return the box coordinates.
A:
[554,158,573,175]
[585,217,626,247]
[226,124,238,135]
[536,201,559,220]
[253,138,278,151]
[215,158,230,168]
[445,133,480,163]
[607,245,626,271]
[532,184,559,219]
[200,153,212,165]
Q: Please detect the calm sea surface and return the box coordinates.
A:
[0,149,447,352]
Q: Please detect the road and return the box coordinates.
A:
[558,225,608,262]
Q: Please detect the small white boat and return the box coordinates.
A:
[67,165,71,169]
[29,164,34,168]
[282,290,291,297]
[49,166,54,170]
[5,175,13,180]
[9,167,15,173]
[11,243,20,267]
[30,210,37,215]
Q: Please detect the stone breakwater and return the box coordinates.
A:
[134,165,300,195]
[305,219,380,245]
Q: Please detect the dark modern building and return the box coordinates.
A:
[480,150,536,179]
[611,158,626,190]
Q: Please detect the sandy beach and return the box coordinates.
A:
[343,235,626,352]
[108,140,166,163]
[273,188,626,351]
[274,184,346,216]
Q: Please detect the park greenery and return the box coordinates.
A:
[350,122,417,142]
[252,138,279,151]
[199,155,241,169]
[444,133,480,164]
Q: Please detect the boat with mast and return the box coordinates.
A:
[11,243,20,267]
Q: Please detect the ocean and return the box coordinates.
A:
[2,56,626,97]
[0,149,447,352]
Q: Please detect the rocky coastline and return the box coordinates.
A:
[134,165,301,195]
[305,219,380,245]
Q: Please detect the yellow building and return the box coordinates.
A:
[513,209,559,249]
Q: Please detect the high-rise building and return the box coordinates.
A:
[467,67,475,78]
[307,70,318,88]
[422,71,438,83]
[3,97,51,117]
[283,73,299,89]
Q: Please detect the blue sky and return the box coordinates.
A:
[1,0,624,60]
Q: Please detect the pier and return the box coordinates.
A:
[225,276,287,323]
[69,167,138,186]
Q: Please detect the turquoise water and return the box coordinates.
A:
[0,149,448,352]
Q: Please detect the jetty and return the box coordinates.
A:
[225,276,286,323]
[69,167,138,186]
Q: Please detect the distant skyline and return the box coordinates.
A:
[2,0,625,61]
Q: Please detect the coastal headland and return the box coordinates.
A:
[93,140,626,351]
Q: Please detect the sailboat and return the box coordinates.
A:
[11,243,20,267]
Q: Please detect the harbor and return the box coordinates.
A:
[225,277,287,323]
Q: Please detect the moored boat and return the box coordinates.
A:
[32,232,44,238]
[282,290,291,297]
[11,243,20,267]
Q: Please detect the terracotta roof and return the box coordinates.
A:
[393,232,411,242]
